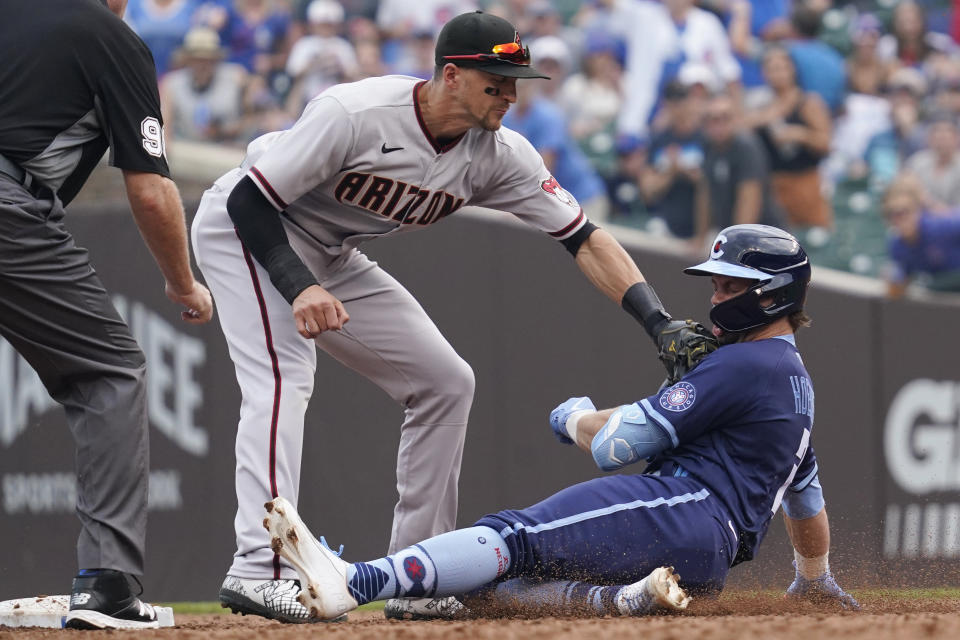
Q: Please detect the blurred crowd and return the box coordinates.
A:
[129,0,960,297]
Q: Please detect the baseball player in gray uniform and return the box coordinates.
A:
[193,10,692,622]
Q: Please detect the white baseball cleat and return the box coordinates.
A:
[383,596,467,620]
[263,497,358,621]
[615,566,691,616]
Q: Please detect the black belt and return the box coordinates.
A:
[0,152,34,188]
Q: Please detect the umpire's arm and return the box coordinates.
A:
[123,170,213,323]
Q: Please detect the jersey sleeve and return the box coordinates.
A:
[635,347,756,448]
[246,96,356,210]
[781,445,824,519]
[95,25,170,176]
[790,444,819,492]
[469,133,586,241]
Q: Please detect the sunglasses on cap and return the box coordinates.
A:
[443,41,532,66]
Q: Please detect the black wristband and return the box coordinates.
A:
[621,281,671,338]
[265,245,319,305]
[561,220,599,256]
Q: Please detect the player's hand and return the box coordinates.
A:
[292,284,349,338]
[549,396,595,444]
[785,569,860,611]
[654,319,718,385]
[165,280,213,324]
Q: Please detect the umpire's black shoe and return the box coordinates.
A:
[64,569,160,629]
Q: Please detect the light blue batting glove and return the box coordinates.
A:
[785,567,860,610]
[549,396,595,444]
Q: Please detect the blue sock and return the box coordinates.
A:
[346,526,509,604]
[488,578,622,615]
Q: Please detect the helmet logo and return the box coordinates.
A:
[711,234,727,260]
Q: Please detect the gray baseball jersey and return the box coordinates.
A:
[192,74,586,580]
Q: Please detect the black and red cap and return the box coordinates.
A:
[435,11,549,79]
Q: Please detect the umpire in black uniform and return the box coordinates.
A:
[0,0,212,629]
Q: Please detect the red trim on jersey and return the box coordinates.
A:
[237,232,284,580]
[413,81,465,154]
[250,166,289,210]
[549,208,585,238]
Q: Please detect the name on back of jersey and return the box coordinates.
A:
[789,375,814,419]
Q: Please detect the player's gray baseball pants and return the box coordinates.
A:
[192,182,474,579]
[0,177,149,576]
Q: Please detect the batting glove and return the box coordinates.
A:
[785,568,860,610]
[549,396,595,444]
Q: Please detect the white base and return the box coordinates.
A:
[0,595,174,628]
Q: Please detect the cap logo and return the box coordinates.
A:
[711,234,727,260]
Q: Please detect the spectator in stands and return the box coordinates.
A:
[878,0,957,77]
[904,111,960,210]
[659,0,742,93]
[695,92,784,250]
[614,0,740,141]
[524,0,584,64]
[560,34,626,179]
[883,173,960,296]
[285,0,359,112]
[160,26,248,145]
[354,39,388,79]
[928,61,960,119]
[503,81,610,222]
[290,0,378,24]
[824,14,892,188]
[606,135,649,224]
[639,80,706,238]
[125,0,203,76]
[747,46,833,229]
[219,0,292,79]
[726,0,791,93]
[847,14,888,97]
[388,28,437,79]
[529,35,573,105]
[862,67,928,188]
[786,2,847,114]
[375,0,478,67]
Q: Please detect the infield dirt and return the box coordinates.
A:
[2,593,959,639]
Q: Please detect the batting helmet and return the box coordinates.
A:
[684,224,811,333]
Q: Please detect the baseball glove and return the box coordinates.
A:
[655,319,719,385]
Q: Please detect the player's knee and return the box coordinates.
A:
[442,356,475,402]
[417,356,475,415]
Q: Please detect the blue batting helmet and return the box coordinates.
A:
[684,224,811,333]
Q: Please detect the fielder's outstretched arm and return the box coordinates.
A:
[572,227,645,303]
[573,227,718,385]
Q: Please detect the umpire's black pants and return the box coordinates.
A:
[0,175,149,576]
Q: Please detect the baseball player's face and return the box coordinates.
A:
[458,69,518,131]
[710,275,751,306]
[710,275,753,340]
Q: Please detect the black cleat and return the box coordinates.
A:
[64,569,160,629]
